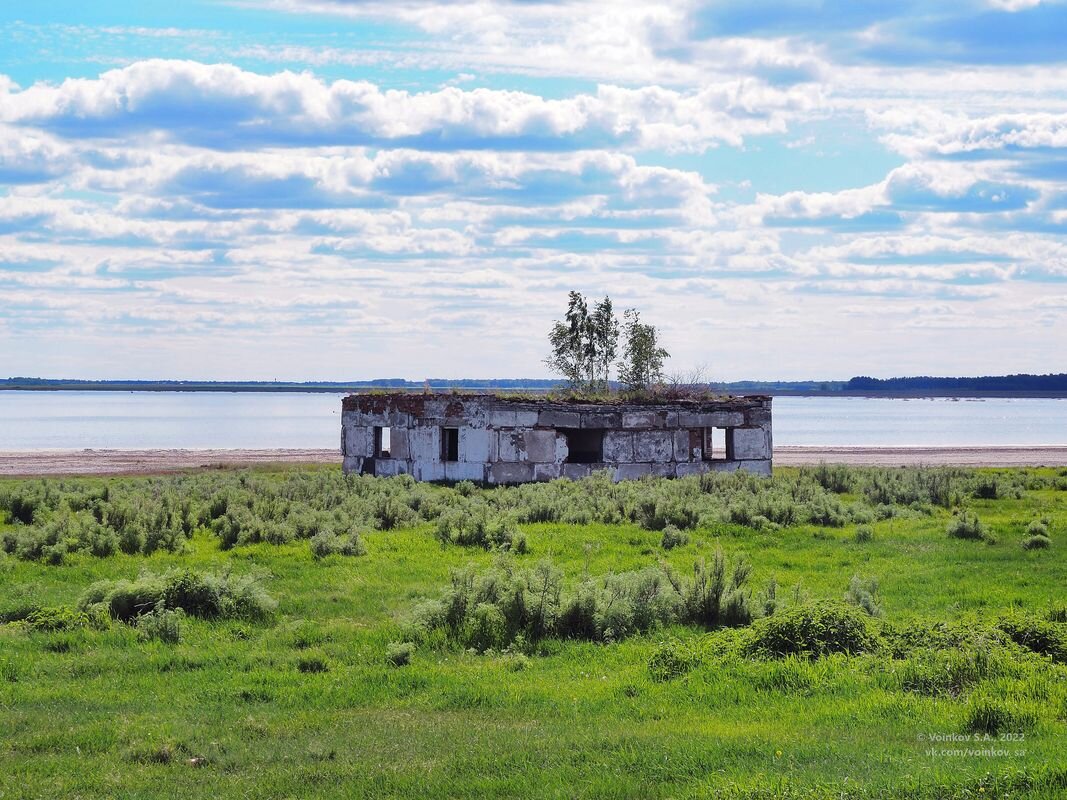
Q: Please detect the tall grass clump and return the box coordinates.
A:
[309,529,367,558]
[79,569,276,622]
[409,549,758,652]
[947,510,992,542]
[845,574,883,617]
[744,602,880,659]
[135,604,183,643]
[965,693,1038,735]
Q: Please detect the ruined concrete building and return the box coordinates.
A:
[341,393,772,483]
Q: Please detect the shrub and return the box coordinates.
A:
[296,654,329,673]
[812,463,854,494]
[80,569,275,622]
[947,510,991,541]
[1023,534,1052,550]
[665,547,754,629]
[745,602,880,659]
[135,604,182,643]
[386,641,415,667]
[648,636,703,682]
[24,605,107,632]
[893,644,1012,696]
[660,525,689,550]
[997,613,1067,663]
[854,525,873,543]
[973,476,1000,500]
[1026,519,1050,538]
[309,530,367,559]
[845,574,883,617]
[965,693,1037,735]
[463,603,507,652]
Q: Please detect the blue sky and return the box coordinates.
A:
[1,0,1065,380]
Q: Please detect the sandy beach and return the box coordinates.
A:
[1,446,1066,477]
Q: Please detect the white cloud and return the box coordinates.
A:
[0,60,819,153]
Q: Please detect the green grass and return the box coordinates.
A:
[1,466,1066,798]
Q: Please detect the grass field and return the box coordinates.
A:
[1,465,1065,799]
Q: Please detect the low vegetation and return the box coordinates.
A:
[1,464,1065,798]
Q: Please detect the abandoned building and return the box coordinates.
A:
[341,393,772,483]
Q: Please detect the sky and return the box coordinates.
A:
[1,0,1065,381]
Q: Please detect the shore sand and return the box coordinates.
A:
[1,446,1066,477]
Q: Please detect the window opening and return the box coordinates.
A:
[441,427,459,462]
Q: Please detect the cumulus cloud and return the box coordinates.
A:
[0,60,818,152]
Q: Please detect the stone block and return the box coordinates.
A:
[650,463,676,478]
[675,462,709,478]
[445,461,487,482]
[731,427,770,460]
[634,430,674,463]
[622,410,666,429]
[342,456,364,475]
[534,463,562,481]
[409,426,440,462]
[581,411,622,429]
[490,462,535,484]
[707,460,741,473]
[524,429,560,463]
[459,428,492,463]
[602,431,635,463]
[746,406,772,427]
[343,425,370,459]
[372,458,407,477]
[498,430,523,462]
[672,429,693,462]
[538,409,581,428]
[388,427,409,460]
[489,408,540,427]
[677,411,745,428]
[562,464,592,480]
[737,459,772,477]
[412,460,445,481]
[614,463,651,481]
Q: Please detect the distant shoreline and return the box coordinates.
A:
[2,446,1066,477]
[2,386,1066,399]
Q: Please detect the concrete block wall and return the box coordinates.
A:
[341,393,772,483]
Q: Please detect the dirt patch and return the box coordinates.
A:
[0,449,341,477]
[1,446,1065,477]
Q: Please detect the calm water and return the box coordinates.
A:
[0,392,1065,450]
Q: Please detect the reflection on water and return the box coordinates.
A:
[0,392,1065,450]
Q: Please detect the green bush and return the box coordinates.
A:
[660,525,689,550]
[80,569,275,622]
[135,604,182,643]
[1023,534,1052,550]
[309,529,367,558]
[1026,519,1050,537]
[844,574,883,617]
[745,602,880,659]
[386,641,415,667]
[854,525,873,543]
[893,644,1013,696]
[947,510,991,541]
[23,605,108,632]
[665,547,754,629]
[648,636,703,682]
[296,654,329,673]
[997,613,1067,663]
[965,693,1038,735]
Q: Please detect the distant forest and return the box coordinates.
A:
[845,374,1067,392]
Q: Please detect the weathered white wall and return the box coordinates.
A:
[341,394,772,483]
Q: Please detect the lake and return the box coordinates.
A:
[0,392,1065,450]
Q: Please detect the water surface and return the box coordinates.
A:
[1,392,1064,450]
